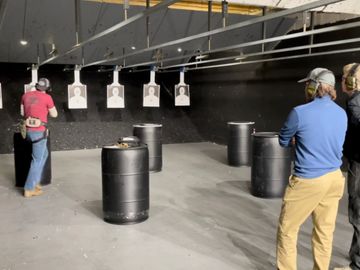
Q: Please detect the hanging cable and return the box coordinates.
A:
[262,7,267,52]
[124,0,129,20]
[20,0,28,45]
[208,0,212,51]
[309,11,316,54]
[222,0,228,28]
[75,0,81,45]
[146,0,150,48]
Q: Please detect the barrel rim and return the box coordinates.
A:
[102,144,148,150]
[227,121,255,125]
[133,123,162,128]
[252,132,279,138]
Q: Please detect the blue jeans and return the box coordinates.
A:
[24,131,48,191]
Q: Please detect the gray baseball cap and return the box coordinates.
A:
[36,78,51,92]
[298,68,335,87]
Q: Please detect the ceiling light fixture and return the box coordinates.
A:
[131,46,136,50]
[195,54,208,60]
[177,47,182,52]
[49,43,57,56]
[20,40,28,46]
[235,52,246,61]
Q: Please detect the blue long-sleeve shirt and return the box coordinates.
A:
[279,96,347,178]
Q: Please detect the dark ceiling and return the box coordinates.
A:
[0,0,295,68]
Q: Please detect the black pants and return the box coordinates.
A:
[348,160,360,270]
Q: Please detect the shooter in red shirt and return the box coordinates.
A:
[20,78,58,198]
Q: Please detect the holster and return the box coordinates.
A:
[20,117,48,142]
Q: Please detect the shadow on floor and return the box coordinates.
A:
[228,233,276,270]
[217,180,251,195]
[185,185,278,268]
[81,200,103,219]
[0,169,16,189]
[201,148,228,165]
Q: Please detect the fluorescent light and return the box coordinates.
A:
[20,40,28,46]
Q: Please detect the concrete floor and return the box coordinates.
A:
[0,142,353,270]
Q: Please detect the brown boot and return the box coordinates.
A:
[24,189,43,198]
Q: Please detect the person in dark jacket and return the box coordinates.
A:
[277,68,347,270]
[335,63,360,270]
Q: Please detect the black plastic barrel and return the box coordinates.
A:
[13,132,52,187]
[102,141,149,225]
[227,121,255,166]
[251,132,291,198]
[133,123,162,173]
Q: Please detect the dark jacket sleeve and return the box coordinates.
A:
[279,109,299,147]
[348,94,360,126]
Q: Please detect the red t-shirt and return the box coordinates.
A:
[21,90,55,131]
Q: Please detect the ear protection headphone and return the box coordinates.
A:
[306,80,320,97]
[345,63,359,91]
[306,70,329,97]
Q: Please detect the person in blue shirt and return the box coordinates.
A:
[276,68,347,270]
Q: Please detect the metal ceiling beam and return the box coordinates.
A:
[126,36,360,70]
[38,0,180,66]
[160,37,360,70]
[123,20,360,69]
[83,0,345,67]
[186,46,360,71]
[121,45,360,74]
[199,20,360,55]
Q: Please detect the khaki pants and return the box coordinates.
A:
[277,169,345,270]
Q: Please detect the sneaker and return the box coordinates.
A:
[334,266,352,270]
[24,189,43,198]
[35,184,42,191]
